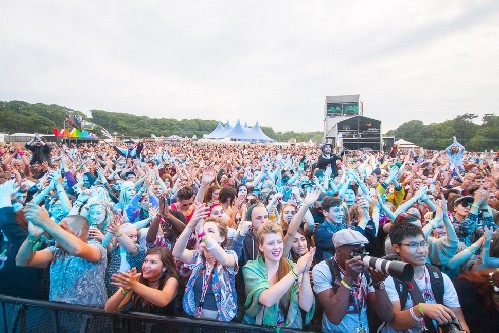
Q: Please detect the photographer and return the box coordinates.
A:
[383,223,469,333]
[25,133,52,167]
[312,229,392,332]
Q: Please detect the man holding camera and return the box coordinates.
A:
[383,223,469,333]
[313,229,392,332]
[25,133,51,166]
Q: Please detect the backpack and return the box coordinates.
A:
[393,264,444,310]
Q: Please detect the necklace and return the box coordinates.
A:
[149,276,162,284]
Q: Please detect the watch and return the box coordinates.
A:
[373,281,385,290]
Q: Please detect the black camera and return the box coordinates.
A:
[350,245,414,282]
[439,320,463,333]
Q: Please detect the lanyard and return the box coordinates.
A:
[334,256,364,329]
[196,262,217,318]
[422,267,432,301]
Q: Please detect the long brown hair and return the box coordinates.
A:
[134,247,179,312]
[203,184,221,204]
[290,227,314,263]
[257,222,292,315]
[15,209,29,231]
[456,269,499,310]
[203,217,228,248]
[279,203,297,234]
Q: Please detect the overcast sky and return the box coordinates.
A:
[1,1,498,133]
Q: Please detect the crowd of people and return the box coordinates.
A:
[0,134,498,332]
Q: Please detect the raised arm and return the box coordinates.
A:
[394,185,428,217]
[171,204,209,264]
[201,230,237,268]
[283,189,319,257]
[23,203,102,262]
[255,250,312,307]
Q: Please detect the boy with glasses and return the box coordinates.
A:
[382,223,469,333]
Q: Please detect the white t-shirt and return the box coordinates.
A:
[312,260,374,333]
[382,266,460,333]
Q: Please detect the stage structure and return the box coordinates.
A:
[324,95,382,151]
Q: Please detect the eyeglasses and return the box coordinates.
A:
[458,202,470,208]
[399,241,429,249]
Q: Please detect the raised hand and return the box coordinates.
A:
[201,167,216,185]
[237,220,252,237]
[107,217,120,235]
[414,185,428,199]
[187,205,210,229]
[482,226,494,246]
[88,227,105,242]
[148,206,158,221]
[303,247,316,272]
[24,203,51,227]
[388,166,399,181]
[303,187,321,206]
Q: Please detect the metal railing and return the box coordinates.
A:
[0,295,314,333]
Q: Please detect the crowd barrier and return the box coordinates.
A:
[0,295,314,333]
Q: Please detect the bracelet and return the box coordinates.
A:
[120,288,130,296]
[197,231,206,239]
[290,269,299,281]
[27,235,43,251]
[115,230,124,238]
[340,279,352,290]
[18,151,24,156]
[27,235,40,242]
[409,306,421,322]
[418,303,425,317]
[471,204,479,209]
[467,247,477,255]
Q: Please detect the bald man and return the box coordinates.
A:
[16,204,108,308]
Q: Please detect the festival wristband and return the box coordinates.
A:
[340,279,352,290]
[120,288,130,296]
[197,231,206,239]
[27,235,43,251]
[115,230,124,238]
[418,303,425,316]
[290,269,299,281]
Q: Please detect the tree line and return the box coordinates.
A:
[1,101,496,149]
[0,101,323,143]
[385,113,498,151]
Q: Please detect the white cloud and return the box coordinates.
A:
[0,0,498,134]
